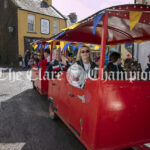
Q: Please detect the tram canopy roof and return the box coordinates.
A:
[42,4,150,45]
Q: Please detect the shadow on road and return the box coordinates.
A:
[0,89,86,150]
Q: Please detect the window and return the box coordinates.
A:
[53,20,59,35]
[41,19,50,34]
[4,0,8,8]
[28,15,35,32]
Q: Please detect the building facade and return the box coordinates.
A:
[135,0,150,5]
[0,0,67,66]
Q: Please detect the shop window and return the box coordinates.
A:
[28,15,35,32]
[53,20,59,35]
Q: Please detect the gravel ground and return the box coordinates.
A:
[0,68,85,150]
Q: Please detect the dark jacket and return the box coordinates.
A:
[46,59,70,78]
[105,62,124,80]
[145,64,150,80]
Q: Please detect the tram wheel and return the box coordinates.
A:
[49,102,57,120]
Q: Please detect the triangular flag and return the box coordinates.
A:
[135,40,144,44]
[129,11,143,31]
[33,44,38,50]
[47,40,53,43]
[93,12,104,35]
[78,43,82,51]
[60,41,65,51]
[64,42,71,51]
[94,45,100,50]
[56,45,60,49]
[45,43,49,49]
[49,45,51,50]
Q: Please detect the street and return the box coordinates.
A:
[0,68,85,150]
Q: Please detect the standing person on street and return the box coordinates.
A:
[24,49,31,68]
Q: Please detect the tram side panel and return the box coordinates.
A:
[94,81,150,150]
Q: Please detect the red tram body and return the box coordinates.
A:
[32,4,150,149]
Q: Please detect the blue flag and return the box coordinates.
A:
[93,12,104,35]
[37,44,41,50]
[45,43,49,49]
[52,31,66,40]
[64,42,71,51]
[78,43,82,51]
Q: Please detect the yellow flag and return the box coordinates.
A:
[49,45,51,50]
[47,40,53,43]
[129,11,143,31]
[33,44,38,50]
[62,23,81,31]
[60,41,65,51]
[56,45,60,49]
[94,45,100,50]
[135,40,144,44]
[109,45,116,49]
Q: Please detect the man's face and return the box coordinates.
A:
[54,51,61,61]
[44,52,48,59]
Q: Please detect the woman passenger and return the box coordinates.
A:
[68,45,97,88]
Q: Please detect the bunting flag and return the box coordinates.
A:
[56,45,60,50]
[135,40,145,44]
[64,42,71,51]
[94,45,100,50]
[109,45,116,49]
[46,40,53,43]
[33,44,38,50]
[49,45,51,50]
[129,11,143,31]
[72,45,76,51]
[52,31,66,40]
[37,44,41,50]
[60,41,65,51]
[45,43,49,49]
[125,43,133,49]
[93,12,104,35]
[62,23,81,31]
[78,43,83,51]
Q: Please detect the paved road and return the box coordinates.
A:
[0,68,85,150]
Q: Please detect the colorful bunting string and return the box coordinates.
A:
[93,12,104,35]
[62,23,81,31]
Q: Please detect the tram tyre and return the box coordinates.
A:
[49,102,57,120]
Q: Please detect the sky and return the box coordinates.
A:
[53,0,135,21]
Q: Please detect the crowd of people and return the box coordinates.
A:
[21,45,150,88]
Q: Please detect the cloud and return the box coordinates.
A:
[53,0,134,21]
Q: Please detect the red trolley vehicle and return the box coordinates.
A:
[35,4,150,150]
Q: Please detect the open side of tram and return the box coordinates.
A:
[32,4,150,150]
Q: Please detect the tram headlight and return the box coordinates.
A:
[144,143,150,148]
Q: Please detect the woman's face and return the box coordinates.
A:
[80,47,90,61]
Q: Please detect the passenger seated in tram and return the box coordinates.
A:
[145,54,150,80]
[124,58,142,80]
[38,49,50,67]
[46,49,70,78]
[104,52,124,80]
[67,45,97,88]
[67,52,75,65]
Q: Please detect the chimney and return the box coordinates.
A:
[43,0,52,5]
